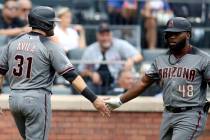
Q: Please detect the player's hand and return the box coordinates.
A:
[93,97,110,118]
[104,97,123,111]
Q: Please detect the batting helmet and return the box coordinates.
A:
[28,6,60,36]
[164,17,192,33]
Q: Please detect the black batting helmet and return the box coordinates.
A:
[28,6,60,36]
[164,17,192,33]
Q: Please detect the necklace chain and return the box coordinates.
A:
[168,54,183,65]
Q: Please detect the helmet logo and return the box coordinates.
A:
[168,20,174,28]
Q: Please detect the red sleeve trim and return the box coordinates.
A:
[59,67,75,75]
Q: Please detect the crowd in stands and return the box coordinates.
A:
[51,7,86,53]
[0,0,32,45]
[141,0,173,49]
[0,0,209,96]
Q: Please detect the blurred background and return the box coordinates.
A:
[1,1,210,140]
[0,0,210,97]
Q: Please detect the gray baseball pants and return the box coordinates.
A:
[160,108,208,140]
[9,89,51,140]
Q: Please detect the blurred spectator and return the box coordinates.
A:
[107,0,138,25]
[121,0,138,24]
[141,0,173,49]
[0,0,31,38]
[51,7,86,54]
[170,3,189,18]
[107,69,136,95]
[17,0,32,24]
[107,0,123,24]
[170,2,205,26]
[78,22,143,95]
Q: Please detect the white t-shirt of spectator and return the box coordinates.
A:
[54,25,79,52]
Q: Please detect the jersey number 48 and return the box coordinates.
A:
[178,85,194,97]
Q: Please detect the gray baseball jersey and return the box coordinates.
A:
[0,32,74,92]
[146,47,210,107]
[0,32,75,140]
[146,47,210,140]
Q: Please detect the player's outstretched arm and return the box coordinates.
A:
[105,74,154,110]
[62,70,110,117]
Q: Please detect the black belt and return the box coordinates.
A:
[165,106,194,113]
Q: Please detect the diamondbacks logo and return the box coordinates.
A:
[168,20,174,28]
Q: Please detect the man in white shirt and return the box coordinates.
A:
[79,22,143,95]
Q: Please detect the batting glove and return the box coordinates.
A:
[105,97,123,110]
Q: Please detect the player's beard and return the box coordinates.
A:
[166,38,188,54]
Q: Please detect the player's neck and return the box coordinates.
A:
[173,44,192,58]
[31,29,47,36]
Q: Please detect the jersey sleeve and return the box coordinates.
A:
[0,45,9,75]
[145,60,160,80]
[49,43,75,75]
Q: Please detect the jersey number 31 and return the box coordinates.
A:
[13,55,32,78]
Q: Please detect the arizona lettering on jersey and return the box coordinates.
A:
[159,67,196,81]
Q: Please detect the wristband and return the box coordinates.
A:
[81,87,97,103]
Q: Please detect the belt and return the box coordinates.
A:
[165,106,194,113]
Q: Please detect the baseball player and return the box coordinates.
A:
[105,17,210,140]
[0,6,110,140]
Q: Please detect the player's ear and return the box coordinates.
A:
[186,32,191,39]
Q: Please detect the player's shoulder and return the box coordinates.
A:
[191,46,210,58]
[39,36,60,50]
[7,33,26,47]
[8,33,26,42]
[39,36,51,45]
